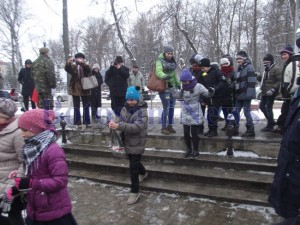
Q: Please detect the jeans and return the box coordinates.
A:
[159,91,176,128]
[207,104,221,130]
[259,95,275,127]
[221,105,240,126]
[128,154,146,193]
[235,99,253,126]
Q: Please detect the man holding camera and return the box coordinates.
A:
[105,56,130,117]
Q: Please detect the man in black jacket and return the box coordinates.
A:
[105,56,130,117]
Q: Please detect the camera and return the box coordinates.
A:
[72,58,76,63]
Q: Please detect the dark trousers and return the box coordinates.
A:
[73,95,91,125]
[110,96,126,117]
[23,95,36,111]
[128,154,146,193]
[207,104,221,130]
[37,92,53,110]
[183,125,199,152]
[0,195,25,225]
[277,99,291,130]
[259,95,275,127]
[198,104,206,132]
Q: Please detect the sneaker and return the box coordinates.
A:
[184,150,192,158]
[161,128,170,135]
[189,151,199,159]
[167,125,176,133]
[139,172,148,183]
[127,193,140,205]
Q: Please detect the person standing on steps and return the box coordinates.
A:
[108,86,148,205]
[177,69,214,159]
[234,51,257,137]
[155,46,180,135]
[128,64,145,94]
[91,63,103,123]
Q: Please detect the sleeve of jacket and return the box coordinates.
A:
[120,66,130,79]
[246,66,257,88]
[14,129,25,177]
[82,63,91,76]
[155,59,166,79]
[31,145,68,192]
[18,69,23,84]
[98,72,103,85]
[214,71,227,93]
[105,66,114,87]
[64,62,73,74]
[118,108,148,135]
[46,59,56,89]
[272,67,282,92]
[141,73,145,89]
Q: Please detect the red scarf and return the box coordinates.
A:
[221,66,234,76]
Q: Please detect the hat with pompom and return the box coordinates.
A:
[0,98,17,118]
[18,109,56,134]
[180,69,193,81]
[126,86,140,100]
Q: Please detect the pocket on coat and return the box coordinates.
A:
[35,191,49,209]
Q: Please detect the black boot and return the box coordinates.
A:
[207,129,218,137]
[184,135,192,158]
[189,151,199,159]
[241,125,255,137]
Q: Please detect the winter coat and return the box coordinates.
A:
[105,65,130,97]
[65,62,92,96]
[0,118,24,194]
[268,88,300,219]
[91,69,103,105]
[26,142,72,222]
[220,66,236,106]
[18,67,35,96]
[32,55,56,95]
[234,60,256,100]
[257,64,281,97]
[155,53,180,90]
[115,100,148,155]
[179,83,214,125]
[280,60,298,97]
[128,71,145,93]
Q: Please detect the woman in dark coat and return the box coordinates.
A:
[91,63,103,122]
[18,59,36,111]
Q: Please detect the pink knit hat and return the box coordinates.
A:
[18,109,56,134]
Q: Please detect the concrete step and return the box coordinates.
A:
[68,168,269,206]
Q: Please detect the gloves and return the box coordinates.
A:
[266,88,275,96]
[163,75,171,80]
[208,87,214,93]
[177,85,181,90]
[0,187,16,212]
[15,177,32,190]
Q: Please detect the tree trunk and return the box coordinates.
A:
[62,0,70,86]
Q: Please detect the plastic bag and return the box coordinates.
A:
[110,130,126,158]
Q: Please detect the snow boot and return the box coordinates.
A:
[241,125,255,137]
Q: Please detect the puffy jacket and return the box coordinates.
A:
[281,60,299,97]
[257,64,281,96]
[128,71,145,93]
[0,119,24,194]
[26,142,72,222]
[105,65,130,97]
[116,100,148,155]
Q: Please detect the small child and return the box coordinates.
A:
[109,86,148,205]
[15,109,78,225]
[178,69,214,158]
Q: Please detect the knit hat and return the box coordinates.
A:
[25,59,32,65]
[75,52,85,59]
[18,109,56,134]
[220,58,230,66]
[180,69,193,81]
[280,45,294,55]
[0,98,17,118]
[236,51,248,59]
[163,46,174,53]
[222,54,233,65]
[92,63,100,69]
[125,86,140,101]
[199,58,211,67]
[262,53,274,63]
[115,56,124,63]
[39,47,49,54]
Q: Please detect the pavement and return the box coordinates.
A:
[68,178,283,225]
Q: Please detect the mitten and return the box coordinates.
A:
[266,88,275,96]
[0,187,17,212]
[15,177,32,190]
[163,75,171,80]
[208,87,215,93]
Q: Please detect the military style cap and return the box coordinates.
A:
[39,47,49,54]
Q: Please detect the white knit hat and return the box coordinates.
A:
[220,58,230,66]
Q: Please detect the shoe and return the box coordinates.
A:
[261,126,274,132]
[167,125,176,133]
[207,130,218,137]
[184,150,192,158]
[221,124,228,131]
[189,151,199,159]
[161,128,170,135]
[127,193,140,205]
[139,172,148,183]
[203,130,211,136]
[241,126,255,137]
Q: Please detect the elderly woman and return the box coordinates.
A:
[0,98,25,225]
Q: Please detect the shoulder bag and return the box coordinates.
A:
[81,75,98,90]
[147,67,166,92]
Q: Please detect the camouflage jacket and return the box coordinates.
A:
[32,55,56,94]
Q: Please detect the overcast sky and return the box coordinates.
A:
[20,0,159,62]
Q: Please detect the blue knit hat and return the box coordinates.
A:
[180,69,193,81]
[126,86,140,100]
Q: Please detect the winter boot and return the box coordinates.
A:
[167,125,176,133]
[161,127,170,135]
[241,125,255,137]
[207,129,218,137]
[189,151,199,159]
[221,124,228,131]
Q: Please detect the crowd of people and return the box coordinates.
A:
[1,40,300,224]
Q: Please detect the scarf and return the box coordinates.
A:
[161,58,177,72]
[124,102,142,115]
[0,117,15,132]
[22,130,56,175]
[77,64,84,79]
[182,78,197,91]
[221,66,234,76]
